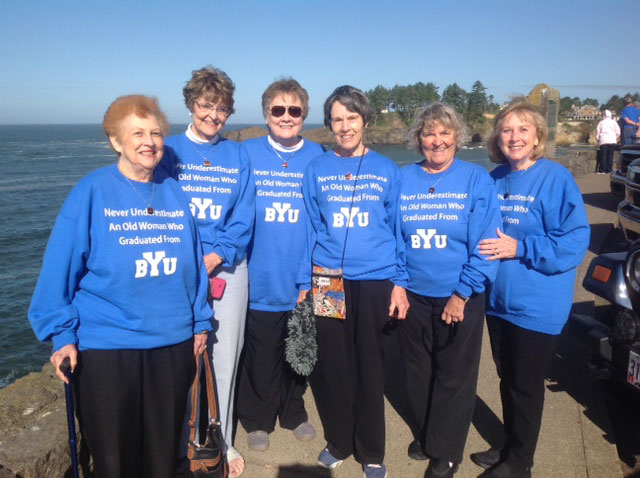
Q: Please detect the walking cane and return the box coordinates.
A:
[61,359,80,478]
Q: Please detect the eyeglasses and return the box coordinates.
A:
[194,101,230,117]
[271,105,303,118]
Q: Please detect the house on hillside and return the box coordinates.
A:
[569,105,600,120]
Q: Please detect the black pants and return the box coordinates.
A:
[74,340,194,478]
[397,291,484,464]
[309,279,393,465]
[237,308,308,433]
[486,315,559,469]
[599,143,615,173]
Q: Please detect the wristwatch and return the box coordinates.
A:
[453,291,470,303]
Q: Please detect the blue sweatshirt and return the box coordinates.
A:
[397,160,501,298]
[244,136,324,311]
[28,164,212,352]
[162,133,255,267]
[487,158,590,334]
[298,149,404,289]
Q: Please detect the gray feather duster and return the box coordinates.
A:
[285,300,317,376]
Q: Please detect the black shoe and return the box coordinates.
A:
[426,458,458,478]
[478,462,531,478]
[470,449,501,469]
[408,440,428,460]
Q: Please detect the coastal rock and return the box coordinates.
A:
[223,126,268,141]
[0,363,89,478]
[301,127,335,145]
[553,147,598,177]
[557,121,597,146]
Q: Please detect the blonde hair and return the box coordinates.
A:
[488,97,547,164]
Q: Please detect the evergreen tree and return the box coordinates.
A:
[441,83,468,115]
[467,80,488,123]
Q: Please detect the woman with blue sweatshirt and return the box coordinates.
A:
[297,85,409,478]
[237,78,322,451]
[472,98,590,478]
[161,66,254,478]
[28,95,212,478]
[396,104,501,478]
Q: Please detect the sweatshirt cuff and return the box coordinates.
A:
[393,278,409,288]
[193,322,213,334]
[515,240,525,259]
[455,283,474,299]
[52,330,78,353]
[297,281,311,291]
[210,245,231,267]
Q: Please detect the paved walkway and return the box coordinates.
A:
[233,173,622,478]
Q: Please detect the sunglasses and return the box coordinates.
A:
[271,105,303,118]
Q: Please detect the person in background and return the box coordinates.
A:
[161,66,255,478]
[28,95,211,478]
[395,103,501,478]
[473,97,590,478]
[236,78,322,451]
[595,110,620,173]
[297,85,409,478]
[620,97,640,145]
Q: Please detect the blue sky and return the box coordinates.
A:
[1,0,639,125]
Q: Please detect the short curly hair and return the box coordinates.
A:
[103,95,169,151]
[262,77,310,119]
[407,103,469,154]
[323,85,372,129]
[182,65,235,115]
[487,97,547,165]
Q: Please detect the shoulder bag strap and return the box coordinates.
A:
[202,349,219,421]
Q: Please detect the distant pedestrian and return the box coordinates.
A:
[620,97,640,145]
[595,110,620,173]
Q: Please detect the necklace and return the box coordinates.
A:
[422,164,449,193]
[426,172,445,193]
[268,135,303,168]
[271,146,295,168]
[190,142,215,167]
[337,147,367,179]
[505,163,535,199]
[125,176,155,215]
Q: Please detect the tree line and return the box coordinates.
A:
[560,93,640,118]
[365,81,499,126]
[366,82,640,125]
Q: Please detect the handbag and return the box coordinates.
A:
[311,265,346,319]
[188,349,228,478]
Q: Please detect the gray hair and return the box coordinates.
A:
[323,85,372,129]
[407,103,469,154]
[261,77,310,119]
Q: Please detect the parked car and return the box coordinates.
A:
[568,241,640,394]
[618,151,640,243]
[611,143,640,197]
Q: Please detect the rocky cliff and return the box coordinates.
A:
[0,363,91,478]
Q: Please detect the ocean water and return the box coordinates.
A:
[0,124,491,388]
